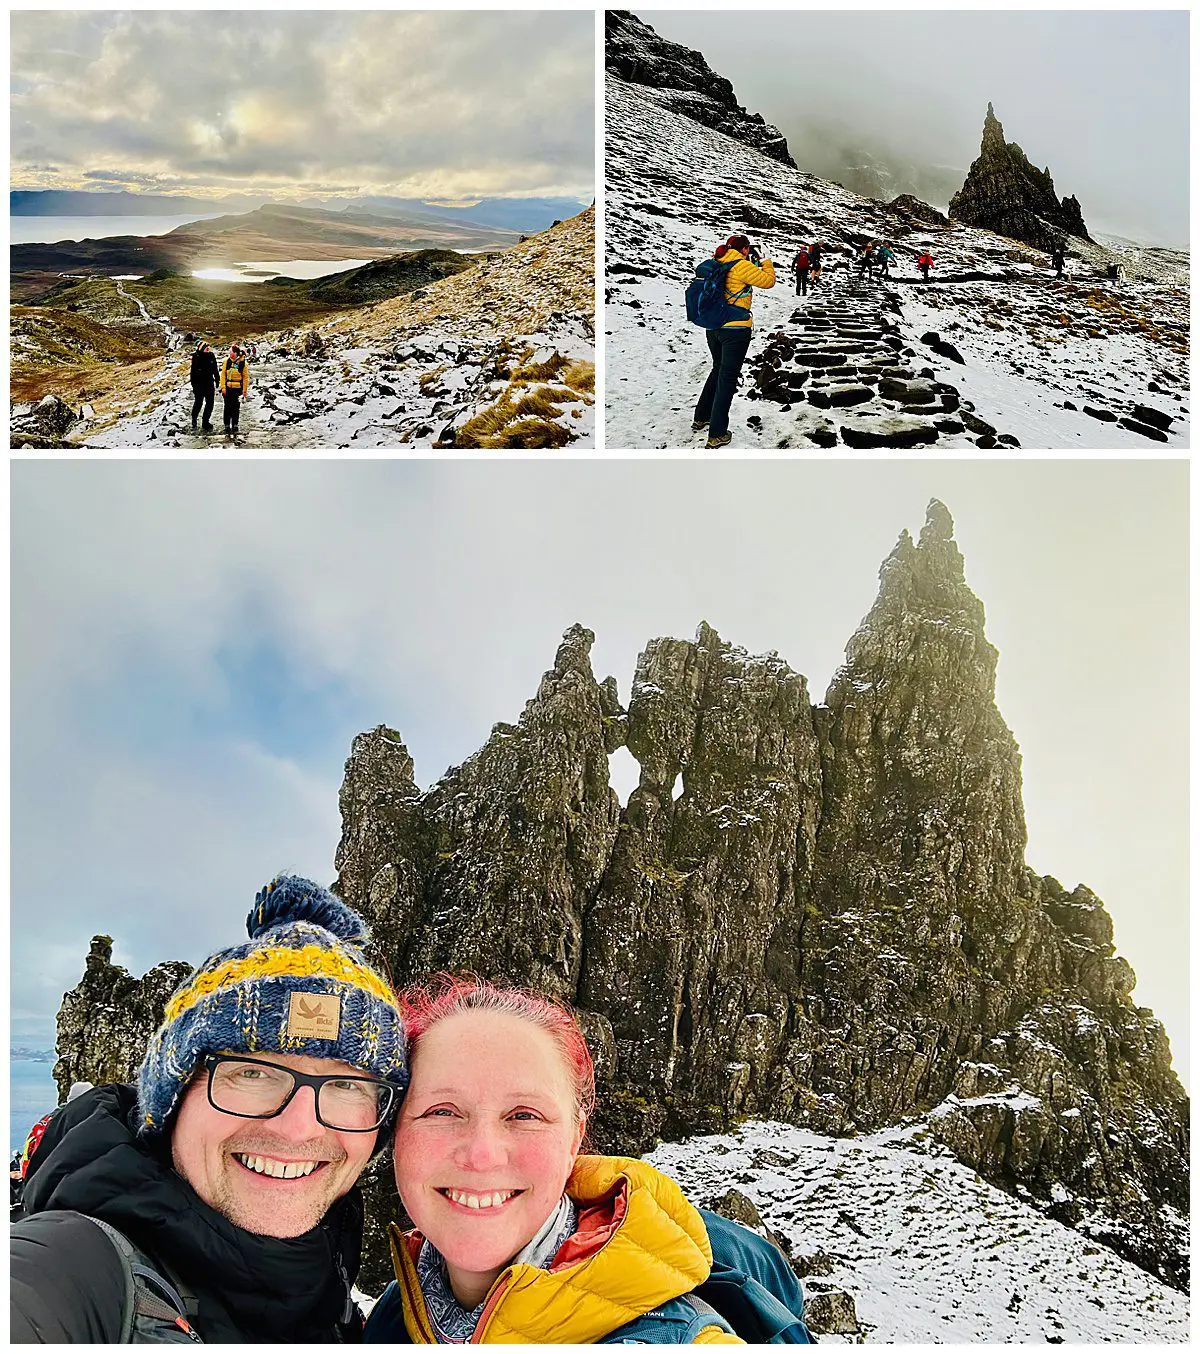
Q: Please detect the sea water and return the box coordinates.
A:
[191,258,371,283]
[10,213,227,245]
[10,1060,58,1159]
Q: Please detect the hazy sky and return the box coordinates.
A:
[10,461,1189,1088]
[643,10,1189,248]
[10,10,594,201]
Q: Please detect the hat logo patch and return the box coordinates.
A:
[287,991,341,1040]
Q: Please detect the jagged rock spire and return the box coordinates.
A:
[950,102,1091,249]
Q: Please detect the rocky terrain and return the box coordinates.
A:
[605,17,1188,449]
[12,209,595,449]
[650,1121,1189,1342]
[950,103,1090,249]
[51,502,1188,1298]
[605,10,795,166]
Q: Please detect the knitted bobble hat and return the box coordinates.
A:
[136,875,407,1136]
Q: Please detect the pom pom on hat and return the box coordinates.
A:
[248,874,368,943]
[137,875,406,1137]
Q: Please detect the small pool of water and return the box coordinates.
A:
[191,258,370,284]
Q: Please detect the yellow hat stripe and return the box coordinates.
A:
[165,945,397,1024]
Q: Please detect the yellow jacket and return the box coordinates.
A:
[718,249,775,327]
[220,356,250,395]
[384,1155,743,1343]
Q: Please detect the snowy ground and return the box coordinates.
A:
[605,76,1189,451]
[648,1119,1189,1343]
[80,319,595,449]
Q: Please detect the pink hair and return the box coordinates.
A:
[400,974,596,1122]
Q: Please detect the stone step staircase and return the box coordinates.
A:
[750,278,1020,449]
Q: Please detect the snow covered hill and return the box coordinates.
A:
[605,76,1189,450]
[31,209,594,449]
[648,1119,1189,1343]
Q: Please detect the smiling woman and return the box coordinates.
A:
[364,975,745,1344]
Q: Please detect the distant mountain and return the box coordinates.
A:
[10,190,246,216]
[334,196,591,234]
[10,1048,54,1062]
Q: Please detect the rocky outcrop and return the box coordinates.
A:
[605,11,796,167]
[949,103,1090,251]
[54,502,1187,1294]
[53,935,192,1103]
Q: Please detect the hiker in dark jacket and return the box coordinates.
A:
[809,242,823,287]
[791,246,811,297]
[189,342,219,433]
[10,875,408,1343]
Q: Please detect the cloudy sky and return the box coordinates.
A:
[643,10,1189,248]
[11,10,594,202]
[10,461,1189,1087]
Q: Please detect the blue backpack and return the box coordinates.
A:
[604,1209,814,1343]
[685,259,746,329]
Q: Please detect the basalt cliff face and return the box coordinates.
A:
[949,103,1090,250]
[55,502,1187,1293]
[605,10,796,167]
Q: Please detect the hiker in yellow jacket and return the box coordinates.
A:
[693,234,775,448]
[363,976,743,1343]
[219,344,251,436]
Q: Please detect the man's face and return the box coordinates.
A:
[170,1051,378,1238]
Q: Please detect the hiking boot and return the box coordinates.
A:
[691,419,708,432]
[201,423,213,432]
[705,431,733,449]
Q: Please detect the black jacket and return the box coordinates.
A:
[190,350,220,391]
[11,1084,365,1343]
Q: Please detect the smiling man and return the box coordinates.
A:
[10,875,408,1343]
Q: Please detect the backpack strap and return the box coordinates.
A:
[82,1216,202,1343]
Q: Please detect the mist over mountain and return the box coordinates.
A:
[642,10,1188,249]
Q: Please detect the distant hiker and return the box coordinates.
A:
[1052,243,1066,280]
[189,340,219,432]
[246,341,259,361]
[792,245,811,296]
[809,242,823,287]
[688,233,775,449]
[916,250,934,282]
[858,242,876,280]
[875,244,895,279]
[220,343,251,435]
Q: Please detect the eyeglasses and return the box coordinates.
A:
[203,1054,397,1132]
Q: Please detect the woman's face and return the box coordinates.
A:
[393,1009,584,1301]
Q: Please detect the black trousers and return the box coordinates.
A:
[191,386,215,427]
[795,268,809,296]
[223,392,242,432]
[695,327,753,439]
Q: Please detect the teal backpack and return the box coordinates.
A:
[604,1209,813,1343]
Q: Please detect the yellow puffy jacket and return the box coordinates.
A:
[717,249,775,328]
[220,356,250,395]
[383,1155,743,1343]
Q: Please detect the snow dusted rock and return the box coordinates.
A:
[605,10,795,166]
[53,936,191,1104]
[272,394,309,417]
[950,102,1090,250]
[649,1120,1189,1342]
[803,1291,861,1337]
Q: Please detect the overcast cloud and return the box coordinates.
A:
[10,462,1189,1086]
[643,10,1189,248]
[11,10,594,200]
